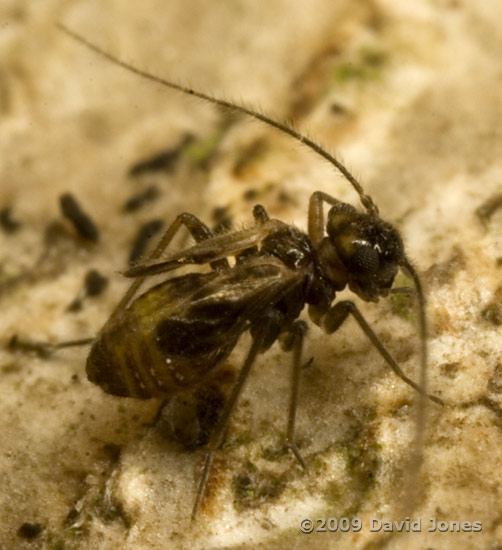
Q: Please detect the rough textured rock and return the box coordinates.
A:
[1,1,502,549]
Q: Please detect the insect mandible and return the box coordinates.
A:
[52,24,445,520]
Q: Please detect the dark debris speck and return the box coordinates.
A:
[0,207,22,233]
[122,185,160,213]
[17,522,43,539]
[129,219,164,264]
[60,193,99,243]
[128,134,194,177]
[242,188,258,201]
[84,269,108,297]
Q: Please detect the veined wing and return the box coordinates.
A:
[87,256,305,398]
[123,219,287,278]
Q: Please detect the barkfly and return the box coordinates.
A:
[50,25,444,520]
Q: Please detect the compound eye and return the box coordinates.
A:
[352,245,379,274]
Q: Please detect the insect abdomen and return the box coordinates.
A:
[86,316,179,398]
[86,274,241,398]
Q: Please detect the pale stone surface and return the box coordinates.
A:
[1,1,502,549]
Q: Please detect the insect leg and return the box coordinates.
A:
[308,191,351,246]
[123,218,287,279]
[280,320,308,468]
[191,321,271,521]
[390,286,414,295]
[323,300,443,405]
[252,204,269,224]
[6,335,95,357]
[111,213,229,321]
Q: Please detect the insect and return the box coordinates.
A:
[47,25,444,520]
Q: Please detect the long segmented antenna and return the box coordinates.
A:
[57,23,379,216]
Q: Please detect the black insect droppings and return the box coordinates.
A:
[67,269,109,312]
[128,134,194,177]
[129,219,164,264]
[17,522,43,539]
[85,269,108,296]
[122,185,160,213]
[59,193,100,243]
[211,205,232,234]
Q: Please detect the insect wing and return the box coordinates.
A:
[87,258,302,398]
[123,220,287,278]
